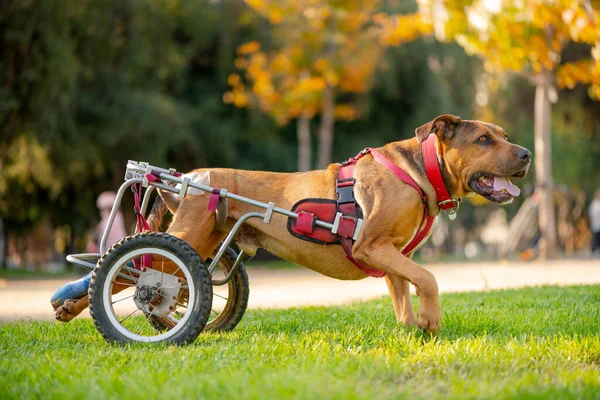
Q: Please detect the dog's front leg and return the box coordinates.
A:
[354,241,440,333]
[384,274,417,327]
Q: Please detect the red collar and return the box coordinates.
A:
[422,134,461,218]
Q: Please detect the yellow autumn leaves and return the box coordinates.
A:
[225,0,600,125]
[224,0,426,125]
[420,0,600,98]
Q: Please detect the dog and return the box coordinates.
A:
[54,114,531,333]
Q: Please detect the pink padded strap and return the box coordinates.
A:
[207,189,220,212]
[145,174,160,183]
[338,164,355,180]
[369,149,426,201]
[340,239,386,278]
[402,214,434,255]
[296,212,315,234]
[353,148,435,256]
[367,149,434,255]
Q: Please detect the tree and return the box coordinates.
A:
[225,0,430,170]
[0,0,272,265]
[419,0,600,258]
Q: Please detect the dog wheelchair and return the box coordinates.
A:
[66,161,346,345]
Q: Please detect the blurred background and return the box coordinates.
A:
[1,0,599,272]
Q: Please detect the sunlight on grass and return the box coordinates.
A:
[1,285,599,399]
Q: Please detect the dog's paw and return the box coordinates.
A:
[401,315,418,327]
[417,299,441,334]
[54,298,85,322]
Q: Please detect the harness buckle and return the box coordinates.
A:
[336,184,355,204]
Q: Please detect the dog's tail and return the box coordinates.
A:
[146,190,180,231]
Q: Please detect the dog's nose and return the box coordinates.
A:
[517,148,531,162]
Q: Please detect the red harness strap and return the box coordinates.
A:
[132,182,152,269]
[422,134,460,214]
[337,148,436,278]
[132,183,150,232]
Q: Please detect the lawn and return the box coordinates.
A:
[1,285,599,399]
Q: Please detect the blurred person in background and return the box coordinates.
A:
[50,192,127,311]
[87,191,127,252]
[590,189,600,256]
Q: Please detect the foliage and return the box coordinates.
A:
[224,0,435,172]
[420,0,600,96]
[0,0,266,241]
[225,0,430,125]
[1,285,600,399]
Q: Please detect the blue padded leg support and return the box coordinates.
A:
[50,272,92,309]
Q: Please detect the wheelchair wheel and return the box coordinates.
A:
[148,246,249,333]
[88,232,212,344]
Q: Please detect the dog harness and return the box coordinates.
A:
[287,134,461,278]
[335,147,434,277]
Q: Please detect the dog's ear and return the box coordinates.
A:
[415,114,462,143]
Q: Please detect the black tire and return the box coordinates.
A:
[149,247,249,333]
[205,247,249,332]
[89,232,212,345]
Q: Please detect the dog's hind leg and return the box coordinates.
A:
[199,231,228,260]
[385,274,417,327]
[165,198,217,258]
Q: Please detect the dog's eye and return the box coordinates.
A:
[477,135,492,144]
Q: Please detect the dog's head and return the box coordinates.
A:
[415,114,531,204]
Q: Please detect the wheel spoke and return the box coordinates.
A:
[119,307,139,324]
[160,256,165,288]
[112,282,138,287]
[213,292,228,301]
[119,266,139,283]
[136,305,154,335]
[111,294,135,305]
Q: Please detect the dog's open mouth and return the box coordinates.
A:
[468,173,522,204]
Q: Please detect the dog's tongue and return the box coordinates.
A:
[492,177,521,196]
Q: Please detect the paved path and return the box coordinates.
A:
[1,259,599,323]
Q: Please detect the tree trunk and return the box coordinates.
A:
[534,71,558,259]
[297,113,311,172]
[317,85,335,170]
[0,218,5,269]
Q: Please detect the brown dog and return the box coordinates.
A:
[55,114,530,333]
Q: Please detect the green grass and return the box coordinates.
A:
[1,285,599,399]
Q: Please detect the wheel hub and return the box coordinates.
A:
[134,285,159,304]
[133,267,182,316]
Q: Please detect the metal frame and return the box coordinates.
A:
[67,160,364,286]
